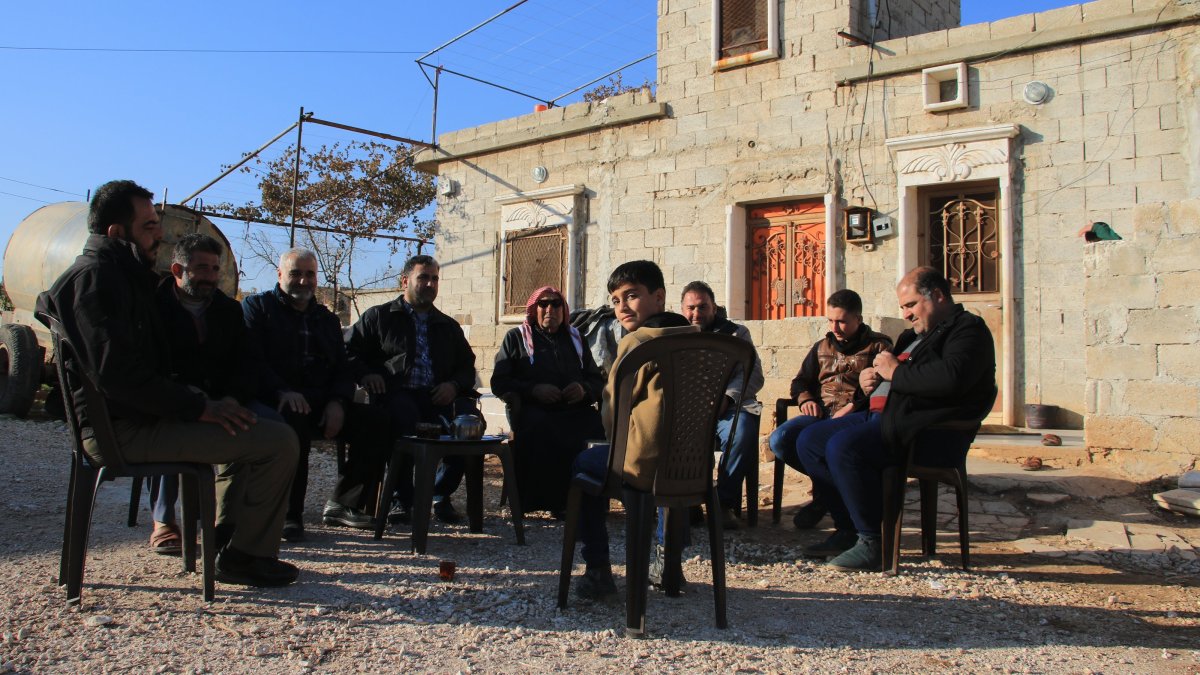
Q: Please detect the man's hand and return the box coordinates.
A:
[561,382,586,405]
[531,384,562,405]
[799,400,822,418]
[859,367,882,395]
[278,391,311,415]
[831,402,855,419]
[320,400,345,439]
[200,399,257,436]
[872,352,900,381]
[430,382,458,407]
[361,373,386,395]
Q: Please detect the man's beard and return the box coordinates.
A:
[181,278,216,300]
[286,287,314,304]
[407,288,435,309]
[123,237,158,269]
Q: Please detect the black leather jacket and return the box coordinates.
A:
[346,296,477,396]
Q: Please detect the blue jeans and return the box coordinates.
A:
[573,443,688,566]
[573,444,611,567]
[715,408,761,508]
[796,411,973,538]
[768,412,823,472]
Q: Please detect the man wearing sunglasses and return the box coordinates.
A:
[346,254,479,526]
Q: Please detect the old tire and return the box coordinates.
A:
[0,323,40,418]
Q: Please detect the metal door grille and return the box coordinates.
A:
[748,202,826,319]
[927,193,999,294]
[720,0,768,58]
[503,225,567,315]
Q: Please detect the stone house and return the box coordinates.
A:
[414,0,1200,479]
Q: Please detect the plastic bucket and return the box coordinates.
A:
[1024,404,1058,429]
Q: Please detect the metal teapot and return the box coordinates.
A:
[440,413,486,440]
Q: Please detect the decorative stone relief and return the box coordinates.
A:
[899,143,1008,182]
[501,197,574,231]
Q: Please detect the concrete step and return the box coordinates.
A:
[966,456,1139,499]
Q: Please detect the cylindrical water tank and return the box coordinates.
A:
[3,201,239,313]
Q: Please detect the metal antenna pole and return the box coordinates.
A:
[431,67,442,147]
[289,106,305,247]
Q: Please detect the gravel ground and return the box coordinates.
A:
[1,415,1198,674]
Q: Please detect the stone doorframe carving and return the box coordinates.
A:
[886,123,1020,425]
[494,184,586,323]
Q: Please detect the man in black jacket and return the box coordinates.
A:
[347,254,478,524]
[795,267,995,572]
[242,248,390,541]
[146,233,261,555]
[37,180,300,587]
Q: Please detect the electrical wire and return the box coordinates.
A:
[0,46,423,54]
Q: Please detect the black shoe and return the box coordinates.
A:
[214,522,235,553]
[648,544,689,592]
[433,499,462,524]
[574,566,618,601]
[802,529,859,558]
[387,500,411,525]
[281,519,305,543]
[322,501,375,529]
[792,501,828,530]
[215,548,299,587]
[828,536,882,572]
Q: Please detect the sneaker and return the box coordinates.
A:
[387,500,411,525]
[648,544,689,592]
[574,565,618,601]
[792,501,828,530]
[433,499,463,524]
[827,536,882,572]
[802,529,859,558]
[322,501,375,529]
[281,519,306,543]
[215,547,299,587]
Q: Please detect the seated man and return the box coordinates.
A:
[795,267,996,571]
[569,260,698,600]
[146,233,266,555]
[346,254,478,525]
[491,286,605,516]
[242,248,390,541]
[678,281,764,529]
[37,180,300,587]
[768,289,891,529]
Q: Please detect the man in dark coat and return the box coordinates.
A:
[795,266,996,572]
[242,248,390,541]
[37,180,300,587]
[768,289,892,529]
[347,254,478,524]
[146,232,261,555]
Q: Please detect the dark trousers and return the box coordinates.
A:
[378,389,473,506]
[796,411,973,538]
[573,444,611,567]
[254,401,389,521]
[150,404,287,526]
[768,411,828,507]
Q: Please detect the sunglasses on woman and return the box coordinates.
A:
[536,298,563,309]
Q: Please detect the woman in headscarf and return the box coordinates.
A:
[491,286,606,515]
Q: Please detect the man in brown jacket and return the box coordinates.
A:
[570,260,696,601]
[768,289,892,529]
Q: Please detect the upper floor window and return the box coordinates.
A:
[713,0,779,69]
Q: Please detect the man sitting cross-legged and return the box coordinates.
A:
[38,180,300,587]
[794,267,996,572]
[767,289,891,529]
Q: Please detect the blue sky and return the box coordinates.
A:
[1,0,1080,294]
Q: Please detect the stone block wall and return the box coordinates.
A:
[420,0,1199,434]
[1084,200,1200,479]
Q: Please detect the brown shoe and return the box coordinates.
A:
[149,522,182,556]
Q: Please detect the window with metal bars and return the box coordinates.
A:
[923,188,1000,294]
[715,0,777,64]
[502,225,568,316]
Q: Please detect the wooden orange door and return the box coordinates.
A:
[748,201,826,320]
